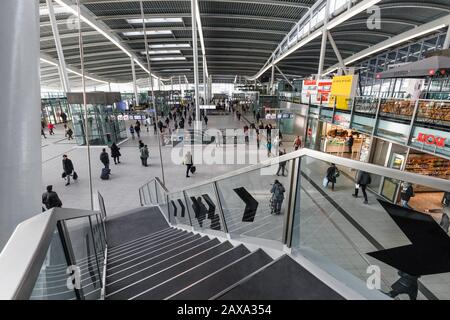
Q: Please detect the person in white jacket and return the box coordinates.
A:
[184,151,193,178]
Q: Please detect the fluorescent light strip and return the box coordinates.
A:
[41,57,109,84]
[150,57,186,61]
[141,50,182,55]
[123,30,173,36]
[161,68,191,72]
[40,57,59,67]
[53,0,159,80]
[127,18,183,24]
[149,43,191,49]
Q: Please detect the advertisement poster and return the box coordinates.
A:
[317,80,332,104]
[329,75,358,110]
[301,80,317,104]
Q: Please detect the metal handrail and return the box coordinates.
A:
[0,207,101,300]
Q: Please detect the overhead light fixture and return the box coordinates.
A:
[149,43,191,49]
[161,68,191,72]
[123,30,173,36]
[150,57,187,61]
[141,50,182,55]
[127,18,183,24]
[53,0,160,80]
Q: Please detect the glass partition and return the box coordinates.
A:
[167,190,192,227]
[64,216,103,300]
[379,98,415,122]
[292,156,450,300]
[216,162,293,243]
[30,228,77,300]
[184,183,226,237]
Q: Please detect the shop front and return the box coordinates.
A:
[404,150,449,212]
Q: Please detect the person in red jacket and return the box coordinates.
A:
[48,122,55,135]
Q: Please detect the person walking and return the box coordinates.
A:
[48,122,55,135]
[293,136,302,151]
[100,148,110,170]
[42,185,62,210]
[138,140,144,150]
[204,115,209,127]
[353,170,371,204]
[134,123,141,139]
[62,154,74,186]
[256,133,261,149]
[400,182,414,209]
[145,116,151,132]
[129,125,135,139]
[60,112,68,124]
[188,115,192,127]
[140,144,149,167]
[267,140,272,157]
[184,151,193,178]
[270,180,285,215]
[153,119,157,135]
[326,163,339,191]
[110,142,121,164]
[276,150,287,176]
[66,127,74,140]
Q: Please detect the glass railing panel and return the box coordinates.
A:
[64,217,102,300]
[184,183,226,237]
[148,181,158,205]
[167,190,192,227]
[90,215,106,281]
[292,155,450,300]
[30,228,76,300]
[379,98,415,122]
[375,119,410,144]
[216,162,293,243]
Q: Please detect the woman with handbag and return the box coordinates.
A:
[110,142,121,164]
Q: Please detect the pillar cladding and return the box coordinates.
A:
[0,1,41,250]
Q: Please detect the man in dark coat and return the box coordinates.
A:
[353,170,371,204]
[62,154,74,186]
[42,185,62,210]
[388,271,419,300]
[100,148,110,169]
[326,163,338,191]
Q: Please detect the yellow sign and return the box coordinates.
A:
[329,75,357,110]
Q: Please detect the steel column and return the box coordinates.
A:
[191,0,201,130]
[46,0,71,93]
[0,0,42,249]
[327,31,347,75]
[317,0,331,78]
[444,25,450,49]
[131,57,139,106]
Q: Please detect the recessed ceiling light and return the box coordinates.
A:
[141,50,182,55]
[150,57,187,61]
[127,18,183,24]
[149,43,191,49]
[123,30,173,36]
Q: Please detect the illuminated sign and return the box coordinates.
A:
[417,133,446,148]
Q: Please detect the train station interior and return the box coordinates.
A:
[0,0,449,301]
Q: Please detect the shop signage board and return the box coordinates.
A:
[301,80,332,105]
[410,127,450,158]
[200,105,216,110]
[329,75,359,110]
[416,132,446,148]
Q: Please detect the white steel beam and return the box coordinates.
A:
[46,0,71,93]
[327,31,347,75]
[247,0,382,81]
[192,0,200,126]
[275,65,294,89]
[323,14,450,76]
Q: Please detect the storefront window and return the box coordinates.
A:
[319,107,333,122]
[379,98,415,122]
[375,119,410,144]
[351,114,375,134]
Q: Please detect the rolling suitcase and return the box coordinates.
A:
[100,168,111,180]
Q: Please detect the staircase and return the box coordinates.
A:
[104,207,344,300]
